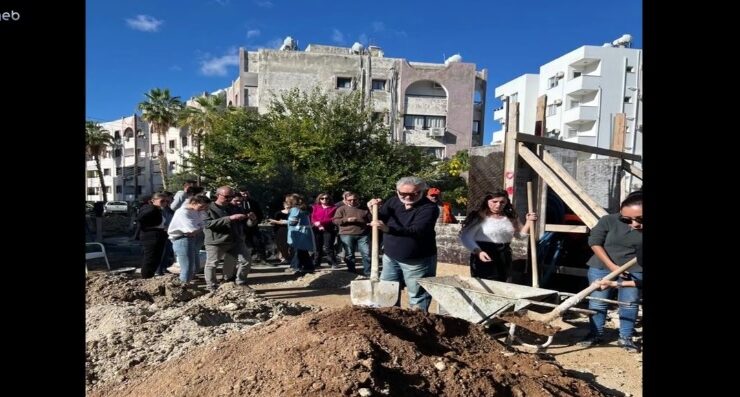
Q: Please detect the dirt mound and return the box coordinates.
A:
[93,306,605,397]
[86,274,314,391]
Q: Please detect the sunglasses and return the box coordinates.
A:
[618,215,643,225]
[397,190,420,198]
[319,197,329,200]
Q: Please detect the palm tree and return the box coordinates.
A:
[179,92,228,184]
[138,88,184,190]
[85,121,115,202]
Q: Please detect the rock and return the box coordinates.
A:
[358,387,372,396]
[435,361,447,371]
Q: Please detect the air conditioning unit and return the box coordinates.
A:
[555,71,565,78]
[428,127,445,137]
[553,99,563,106]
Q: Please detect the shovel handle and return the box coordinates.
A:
[370,203,380,282]
[540,257,638,323]
[526,182,539,287]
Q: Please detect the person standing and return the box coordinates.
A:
[579,191,643,353]
[368,176,439,312]
[167,195,211,283]
[237,187,267,263]
[311,193,338,269]
[286,193,315,274]
[333,191,371,275]
[203,186,249,291]
[136,193,171,278]
[459,191,537,282]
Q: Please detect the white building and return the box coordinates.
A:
[492,36,642,161]
[491,74,540,144]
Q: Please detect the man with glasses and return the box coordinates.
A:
[368,176,439,312]
[203,186,250,292]
[333,191,371,275]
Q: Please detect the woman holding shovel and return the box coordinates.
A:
[579,191,643,353]
[459,191,537,282]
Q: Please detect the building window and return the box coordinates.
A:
[116,186,122,193]
[569,99,580,109]
[86,170,97,178]
[87,187,97,195]
[573,71,582,79]
[547,76,559,89]
[104,186,111,194]
[403,115,446,130]
[136,186,143,194]
[626,65,634,72]
[114,130,121,141]
[103,168,111,176]
[169,140,176,149]
[114,149,122,158]
[473,121,480,134]
[547,104,558,116]
[169,161,176,172]
[624,96,632,103]
[372,79,386,91]
[566,128,577,138]
[336,77,352,89]
[181,136,188,147]
[372,112,388,125]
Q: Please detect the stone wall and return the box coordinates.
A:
[434,223,528,266]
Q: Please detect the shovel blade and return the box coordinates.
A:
[350,280,400,307]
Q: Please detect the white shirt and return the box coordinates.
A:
[459,216,523,251]
[167,207,205,240]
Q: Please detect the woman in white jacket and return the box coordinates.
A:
[168,195,211,283]
[459,191,537,282]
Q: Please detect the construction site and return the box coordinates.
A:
[86,104,643,396]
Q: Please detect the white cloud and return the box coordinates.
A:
[372,21,385,32]
[254,0,273,7]
[125,15,163,32]
[200,49,239,76]
[332,29,345,44]
[247,29,261,38]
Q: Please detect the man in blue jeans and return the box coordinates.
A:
[368,176,439,312]
[333,191,371,275]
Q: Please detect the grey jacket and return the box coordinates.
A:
[204,202,237,246]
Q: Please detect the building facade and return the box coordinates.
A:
[492,39,642,161]
[225,39,487,158]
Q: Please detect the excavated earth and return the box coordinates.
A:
[88,272,605,397]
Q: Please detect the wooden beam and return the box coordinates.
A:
[622,160,643,180]
[611,113,626,152]
[502,101,519,200]
[542,150,609,218]
[518,143,600,228]
[516,133,642,161]
[544,224,589,233]
[534,95,546,136]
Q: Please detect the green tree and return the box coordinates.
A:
[424,149,470,212]
[138,88,184,190]
[85,121,115,202]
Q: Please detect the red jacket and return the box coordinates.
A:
[311,205,337,229]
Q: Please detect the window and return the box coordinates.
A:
[547,76,559,89]
[168,140,176,149]
[473,121,480,134]
[626,65,635,72]
[86,170,97,178]
[181,136,188,147]
[372,79,387,91]
[624,96,632,103]
[570,99,580,109]
[116,186,122,193]
[573,71,582,79]
[547,104,558,116]
[114,130,121,141]
[404,115,446,130]
[116,167,122,176]
[169,161,176,172]
[104,186,111,194]
[87,187,97,195]
[103,168,111,176]
[336,77,352,89]
[114,149,122,158]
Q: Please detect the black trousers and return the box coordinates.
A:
[140,230,167,278]
[469,241,512,282]
[244,226,266,259]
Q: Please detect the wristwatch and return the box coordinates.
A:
[616,279,623,288]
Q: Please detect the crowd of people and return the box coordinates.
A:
[126,176,642,352]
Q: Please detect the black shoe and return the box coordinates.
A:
[618,338,640,353]
[577,334,604,347]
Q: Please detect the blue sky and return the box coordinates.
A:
[87,0,642,145]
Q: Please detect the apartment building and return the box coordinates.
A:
[225,38,487,158]
[492,36,642,160]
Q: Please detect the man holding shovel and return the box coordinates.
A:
[368,176,440,312]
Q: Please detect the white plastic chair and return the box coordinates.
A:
[86,242,111,274]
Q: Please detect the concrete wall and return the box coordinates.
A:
[435,223,528,266]
[576,158,622,212]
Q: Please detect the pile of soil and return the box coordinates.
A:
[93,306,605,397]
[86,274,313,391]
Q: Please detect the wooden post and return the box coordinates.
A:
[534,95,547,137]
[502,100,519,201]
[611,113,626,152]
[534,96,548,238]
[527,182,539,288]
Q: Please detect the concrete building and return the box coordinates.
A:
[85,114,178,203]
[491,36,642,161]
[225,38,487,158]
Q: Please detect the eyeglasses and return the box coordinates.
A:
[618,215,643,225]
[220,194,234,199]
[319,197,329,200]
[397,190,420,198]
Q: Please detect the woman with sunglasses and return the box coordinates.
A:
[311,193,339,269]
[459,191,537,282]
[579,191,643,353]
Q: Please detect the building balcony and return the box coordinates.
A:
[563,105,598,125]
[493,108,506,123]
[404,95,447,115]
[564,75,599,96]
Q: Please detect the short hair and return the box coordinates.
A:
[187,195,211,205]
[237,185,249,193]
[396,176,427,191]
[343,191,357,199]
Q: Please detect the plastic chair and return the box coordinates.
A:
[86,242,111,273]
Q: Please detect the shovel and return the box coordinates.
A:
[505,258,638,334]
[350,203,400,307]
